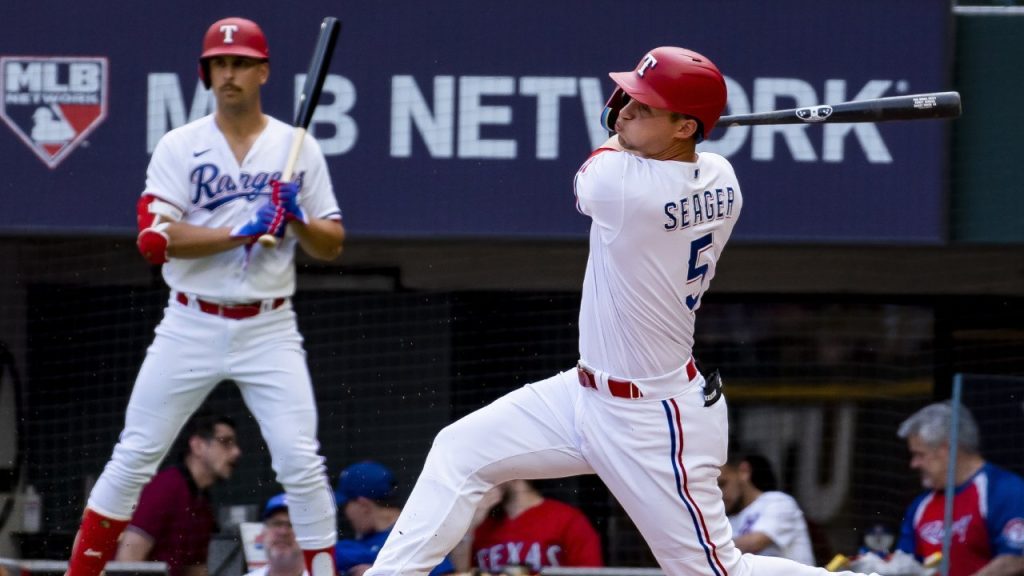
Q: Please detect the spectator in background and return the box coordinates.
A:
[718,452,816,566]
[116,413,241,576]
[246,493,306,576]
[334,461,455,576]
[453,479,603,574]
[896,402,1024,576]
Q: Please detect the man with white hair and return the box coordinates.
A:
[896,401,1024,576]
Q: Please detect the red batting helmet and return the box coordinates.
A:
[198,17,270,89]
[608,47,727,141]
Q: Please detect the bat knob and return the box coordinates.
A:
[257,234,279,248]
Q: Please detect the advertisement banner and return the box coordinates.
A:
[0,0,951,242]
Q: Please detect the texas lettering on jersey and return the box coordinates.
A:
[471,500,602,574]
[475,542,562,573]
[189,163,306,210]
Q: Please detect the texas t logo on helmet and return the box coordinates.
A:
[637,53,658,77]
[219,24,240,43]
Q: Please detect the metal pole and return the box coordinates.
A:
[940,374,963,576]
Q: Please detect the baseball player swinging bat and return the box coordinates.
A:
[717,90,961,127]
[258,16,342,247]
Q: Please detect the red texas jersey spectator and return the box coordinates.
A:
[463,480,602,574]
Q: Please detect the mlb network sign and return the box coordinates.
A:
[1,56,108,168]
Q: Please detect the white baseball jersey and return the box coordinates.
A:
[730,492,817,565]
[574,148,741,379]
[144,114,341,301]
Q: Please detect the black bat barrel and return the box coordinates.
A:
[294,17,342,129]
[718,91,961,127]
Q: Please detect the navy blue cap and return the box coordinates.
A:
[335,461,397,506]
[263,493,288,519]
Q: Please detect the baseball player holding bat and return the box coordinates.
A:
[363,47,880,576]
[66,17,342,576]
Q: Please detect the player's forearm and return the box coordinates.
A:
[291,218,344,261]
[164,222,248,259]
[972,554,1024,576]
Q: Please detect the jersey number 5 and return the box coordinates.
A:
[685,232,713,310]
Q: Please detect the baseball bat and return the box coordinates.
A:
[716,91,961,128]
[258,16,342,248]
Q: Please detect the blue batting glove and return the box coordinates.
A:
[230,202,287,243]
[271,180,308,224]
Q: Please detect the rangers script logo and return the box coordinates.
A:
[0,56,108,168]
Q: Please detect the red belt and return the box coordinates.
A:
[577,358,698,400]
[175,292,285,320]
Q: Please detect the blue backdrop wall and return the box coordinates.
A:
[0,0,953,243]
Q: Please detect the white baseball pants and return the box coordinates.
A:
[86,298,337,550]
[365,367,876,576]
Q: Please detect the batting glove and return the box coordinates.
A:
[270,180,308,224]
[230,202,287,243]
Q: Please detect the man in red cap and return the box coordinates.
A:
[65,16,342,576]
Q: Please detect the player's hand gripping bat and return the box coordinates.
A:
[717,91,961,127]
[258,17,342,248]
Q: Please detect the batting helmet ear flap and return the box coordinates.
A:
[601,86,631,133]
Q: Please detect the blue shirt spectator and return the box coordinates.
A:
[335,461,455,576]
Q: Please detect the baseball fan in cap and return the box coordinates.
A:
[335,460,398,506]
[334,461,455,576]
[360,46,882,576]
[64,14,343,576]
[247,493,307,576]
[264,493,290,519]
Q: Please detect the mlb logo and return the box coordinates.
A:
[0,56,108,168]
